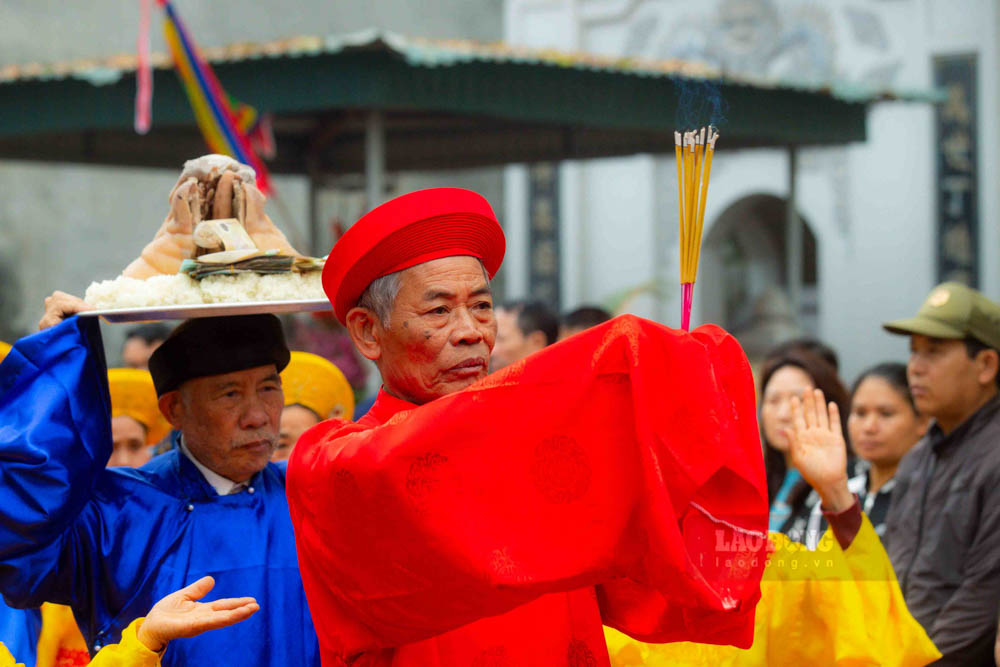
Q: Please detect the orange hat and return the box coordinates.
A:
[281,351,355,420]
[108,368,171,445]
[322,188,505,324]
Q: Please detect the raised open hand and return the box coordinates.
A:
[136,576,259,652]
[786,388,853,513]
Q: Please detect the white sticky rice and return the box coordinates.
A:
[84,271,324,309]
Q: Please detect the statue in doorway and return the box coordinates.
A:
[730,286,805,369]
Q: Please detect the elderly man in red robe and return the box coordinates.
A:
[287,188,770,666]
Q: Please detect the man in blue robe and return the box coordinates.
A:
[0,293,319,666]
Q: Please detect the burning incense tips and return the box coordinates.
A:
[674,126,719,330]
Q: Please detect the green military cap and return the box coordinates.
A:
[883,282,1000,350]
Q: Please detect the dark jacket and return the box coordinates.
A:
[886,394,1000,666]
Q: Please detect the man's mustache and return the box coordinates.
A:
[232,433,278,450]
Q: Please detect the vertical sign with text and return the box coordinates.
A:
[934,54,979,287]
[528,163,561,310]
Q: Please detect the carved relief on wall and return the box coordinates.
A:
[615,0,904,88]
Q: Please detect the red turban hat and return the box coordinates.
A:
[322,188,506,324]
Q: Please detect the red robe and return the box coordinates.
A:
[287,315,769,666]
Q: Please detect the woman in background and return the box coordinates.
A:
[759,348,851,538]
[803,362,929,548]
[605,387,940,666]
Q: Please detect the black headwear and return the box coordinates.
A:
[148,314,290,396]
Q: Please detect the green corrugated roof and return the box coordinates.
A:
[0,29,941,105]
[0,30,942,172]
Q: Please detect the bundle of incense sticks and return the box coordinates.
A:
[675,126,718,331]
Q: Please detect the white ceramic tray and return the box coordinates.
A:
[78,299,332,323]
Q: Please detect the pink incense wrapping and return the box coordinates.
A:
[681,282,694,331]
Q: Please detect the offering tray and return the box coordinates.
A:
[79,299,332,323]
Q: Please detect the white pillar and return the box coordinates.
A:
[365,110,386,211]
[503,165,530,299]
[786,146,802,323]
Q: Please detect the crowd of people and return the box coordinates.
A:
[441,283,1000,665]
[755,281,1000,665]
[0,184,997,666]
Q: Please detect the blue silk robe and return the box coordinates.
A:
[0,316,319,666]
[0,599,40,665]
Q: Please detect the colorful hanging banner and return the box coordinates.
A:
[134,0,153,134]
[156,0,273,193]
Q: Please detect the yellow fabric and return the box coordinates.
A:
[107,369,170,445]
[2,615,160,667]
[0,341,10,363]
[606,517,941,667]
[0,642,22,667]
[281,351,355,420]
[36,603,89,667]
[88,617,162,667]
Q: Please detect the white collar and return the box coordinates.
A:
[179,438,246,496]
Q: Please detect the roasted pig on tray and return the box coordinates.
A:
[123,155,304,279]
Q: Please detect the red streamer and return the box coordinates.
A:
[134,0,153,134]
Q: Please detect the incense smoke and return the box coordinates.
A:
[674,78,728,131]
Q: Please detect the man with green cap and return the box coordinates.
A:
[882,281,1000,667]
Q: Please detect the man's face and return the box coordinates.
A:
[273,404,320,462]
[491,308,547,370]
[491,308,527,371]
[122,338,162,370]
[908,335,990,428]
[372,256,496,405]
[160,364,283,482]
[558,325,586,341]
[108,415,152,468]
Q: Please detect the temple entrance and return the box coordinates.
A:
[698,193,818,363]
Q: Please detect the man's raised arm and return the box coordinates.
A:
[0,305,110,607]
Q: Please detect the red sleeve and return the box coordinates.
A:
[287,315,769,657]
[822,496,863,550]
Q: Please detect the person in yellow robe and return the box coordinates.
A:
[34,603,91,666]
[107,368,171,468]
[2,577,257,667]
[272,351,354,462]
[605,388,941,667]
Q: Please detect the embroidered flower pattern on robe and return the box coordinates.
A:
[471,645,516,667]
[55,648,91,667]
[567,638,598,667]
[532,436,591,504]
[405,452,448,500]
